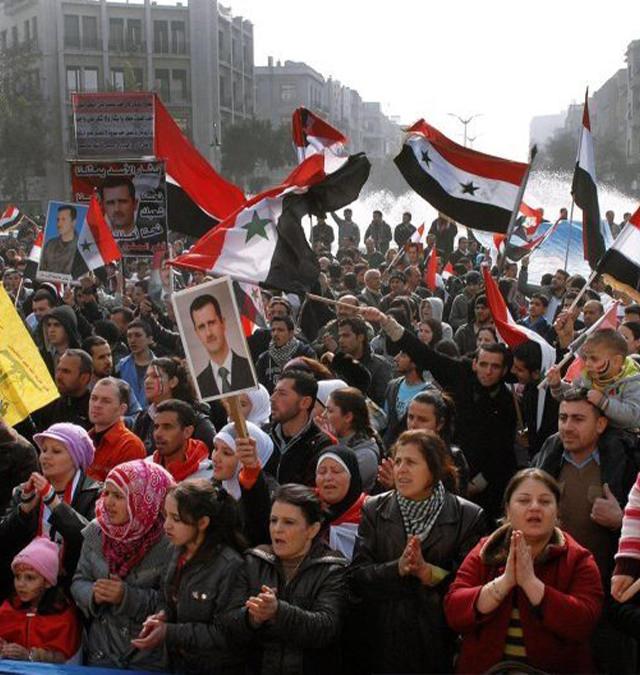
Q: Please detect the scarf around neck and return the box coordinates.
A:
[153,439,209,482]
[587,355,640,391]
[268,336,300,369]
[396,481,446,540]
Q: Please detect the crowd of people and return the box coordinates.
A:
[0,207,639,673]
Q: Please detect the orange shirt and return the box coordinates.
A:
[87,419,146,482]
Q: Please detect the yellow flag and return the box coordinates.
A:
[0,286,58,425]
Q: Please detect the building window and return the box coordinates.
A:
[127,19,142,51]
[66,67,81,93]
[82,16,98,49]
[84,68,98,92]
[64,15,80,48]
[171,21,186,54]
[172,69,188,100]
[109,18,124,51]
[153,21,169,54]
[31,17,37,42]
[111,68,124,91]
[131,67,144,90]
[0,31,6,51]
[219,75,231,108]
[24,20,30,42]
[11,25,18,47]
[280,84,295,101]
[218,30,224,57]
[155,69,170,101]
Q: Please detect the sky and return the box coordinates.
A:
[226,0,640,161]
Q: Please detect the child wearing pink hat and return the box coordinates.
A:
[0,538,81,663]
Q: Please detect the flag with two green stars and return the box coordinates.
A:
[171,152,370,293]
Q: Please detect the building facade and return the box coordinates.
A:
[0,0,254,208]
[255,57,400,159]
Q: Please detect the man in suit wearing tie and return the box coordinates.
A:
[190,293,255,399]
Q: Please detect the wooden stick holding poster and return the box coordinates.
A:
[226,395,248,439]
[170,276,259,405]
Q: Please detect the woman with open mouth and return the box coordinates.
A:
[349,429,485,674]
[445,467,604,674]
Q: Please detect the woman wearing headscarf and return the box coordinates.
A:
[315,446,366,561]
[350,430,485,674]
[0,423,100,594]
[212,422,276,546]
[72,460,174,670]
[221,385,272,430]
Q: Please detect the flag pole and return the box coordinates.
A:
[564,88,588,271]
[498,145,537,276]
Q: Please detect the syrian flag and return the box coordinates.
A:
[24,229,42,281]
[564,301,620,382]
[172,153,371,293]
[0,205,21,232]
[394,119,529,234]
[234,281,267,337]
[571,90,606,269]
[292,107,347,163]
[596,207,640,302]
[495,207,557,262]
[154,96,245,238]
[481,265,556,429]
[72,194,122,278]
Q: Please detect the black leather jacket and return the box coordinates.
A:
[349,490,486,674]
[227,541,348,675]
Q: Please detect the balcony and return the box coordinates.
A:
[109,40,146,54]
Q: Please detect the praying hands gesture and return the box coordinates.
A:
[246,585,278,626]
[398,535,432,585]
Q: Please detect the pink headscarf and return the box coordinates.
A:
[96,460,174,578]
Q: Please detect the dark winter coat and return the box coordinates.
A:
[227,541,348,675]
[161,544,246,675]
[349,490,486,673]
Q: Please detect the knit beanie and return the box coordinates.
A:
[34,423,95,471]
[11,537,59,587]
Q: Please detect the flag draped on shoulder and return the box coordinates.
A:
[292,107,347,163]
[154,96,245,238]
[0,285,58,425]
[596,207,640,302]
[172,152,371,293]
[394,119,529,234]
[0,205,21,232]
[72,194,121,278]
[481,265,556,429]
[571,90,606,269]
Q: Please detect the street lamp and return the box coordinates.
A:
[447,112,482,147]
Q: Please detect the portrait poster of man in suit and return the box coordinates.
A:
[171,277,257,402]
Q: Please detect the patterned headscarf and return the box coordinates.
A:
[96,460,174,578]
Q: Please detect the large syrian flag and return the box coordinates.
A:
[596,207,640,302]
[571,90,606,269]
[292,107,347,163]
[172,152,370,293]
[394,119,529,234]
[154,96,245,238]
[481,265,556,430]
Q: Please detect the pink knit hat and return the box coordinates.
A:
[11,537,59,587]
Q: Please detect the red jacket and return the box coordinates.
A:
[444,526,603,674]
[87,420,146,482]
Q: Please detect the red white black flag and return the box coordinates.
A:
[0,205,21,232]
[154,96,245,238]
[292,107,347,163]
[597,207,640,302]
[571,89,606,269]
[394,119,529,234]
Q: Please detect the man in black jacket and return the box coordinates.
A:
[361,307,517,521]
[268,370,334,486]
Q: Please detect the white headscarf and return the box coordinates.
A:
[214,421,274,501]
[245,385,271,426]
[316,379,348,407]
